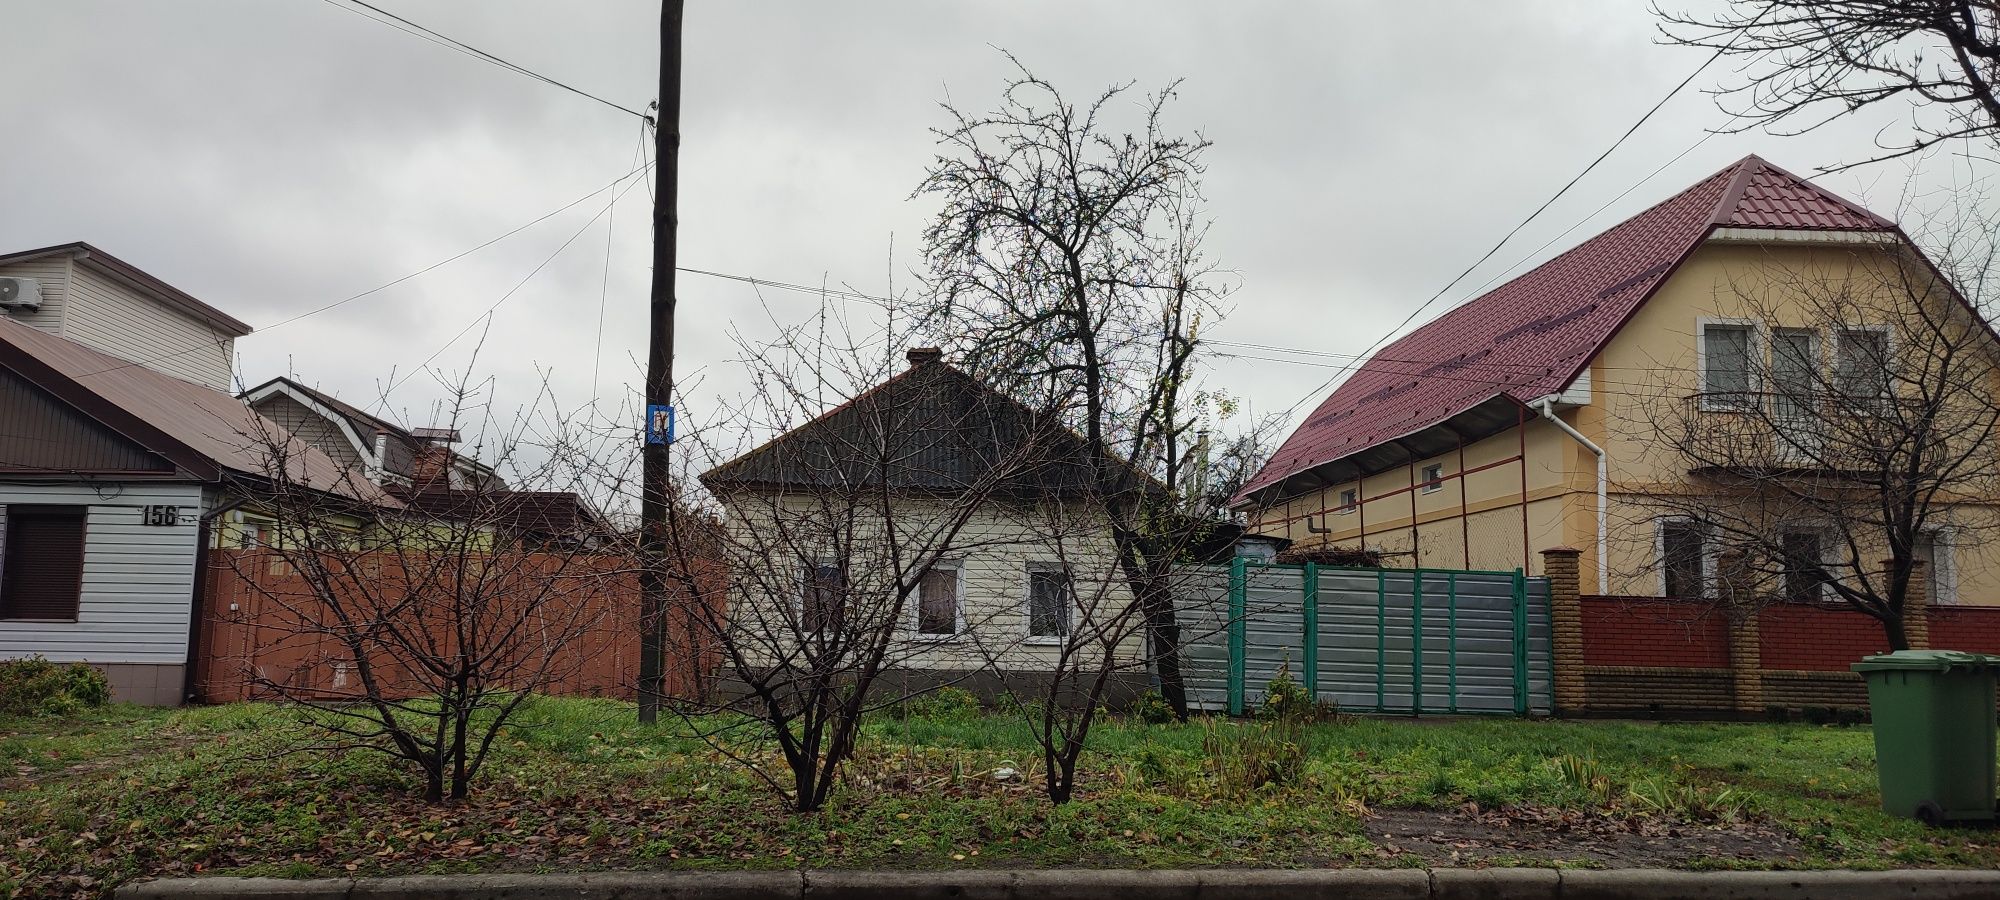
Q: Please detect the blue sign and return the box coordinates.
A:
[646,404,675,445]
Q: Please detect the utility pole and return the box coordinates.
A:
[638,0,682,724]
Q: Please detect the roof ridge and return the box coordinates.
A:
[1707,154,1765,227]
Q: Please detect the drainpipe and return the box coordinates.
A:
[1532,398,1607,595]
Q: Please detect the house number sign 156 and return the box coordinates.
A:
[141,505,181,526]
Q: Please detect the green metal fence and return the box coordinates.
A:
[1176,560,1553,716]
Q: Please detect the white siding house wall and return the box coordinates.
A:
[57,267,234,391]
[0,482,205,703]
[725,493,1143,675]
[0,257,74,337]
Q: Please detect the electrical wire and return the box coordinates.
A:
[66,162,656,382]
[372,164,654,410]
[1265,45,1733,427]
[319,0,651,121]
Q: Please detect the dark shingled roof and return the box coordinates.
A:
[701,358,1115,497]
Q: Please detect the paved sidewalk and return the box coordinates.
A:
[116,867,2000,899]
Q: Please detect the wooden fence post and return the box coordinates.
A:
[1542,547,1585,715]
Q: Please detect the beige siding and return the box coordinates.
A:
[58,266,234,390]
[250,394,369,475]
[0,258,73,336]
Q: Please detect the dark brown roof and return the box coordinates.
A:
[0,242,253,337]
[241,375,413,442]
[385,486,610,539]
[701,358,1113,497]
[0,316,396,506]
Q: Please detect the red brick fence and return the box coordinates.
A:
[1543,547,2000,717]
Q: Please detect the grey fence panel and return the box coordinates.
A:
[1171,563,1554,716]
[1171,568,1233,711]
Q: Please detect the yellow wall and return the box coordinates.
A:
[1248,236,2000,603]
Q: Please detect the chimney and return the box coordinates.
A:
[906,347,943,368]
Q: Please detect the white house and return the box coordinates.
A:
[699,349,1146,699]
[0,245,387,704]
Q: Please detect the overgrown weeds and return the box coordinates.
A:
[0,657,109,717]
[1201,717,1305,795]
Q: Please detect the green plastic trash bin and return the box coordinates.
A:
[1851,650,2000,825]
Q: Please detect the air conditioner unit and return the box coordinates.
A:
[0,277,42,312]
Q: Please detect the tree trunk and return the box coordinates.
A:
[1884,613,1911,652]
[1140,578,1189,720]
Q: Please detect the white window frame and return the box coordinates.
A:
[1419,464,1445,494]
[1336,488,1359,515]
[1023,562,1073,645]
[1916,528,1957,605]
[909,559,967,640]
[1696,317,1764,412]
[1654,516,1714,599]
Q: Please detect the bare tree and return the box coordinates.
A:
[662,311,1067,813]
[1624,218,2000,648]
[1657,0,2000,166]
[914,57,1235,720]
[218,377,631,802]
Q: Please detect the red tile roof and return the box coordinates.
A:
[1236,155,1895,503]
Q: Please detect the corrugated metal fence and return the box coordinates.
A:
[1174,561,1553,716]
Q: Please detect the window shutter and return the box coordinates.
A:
[0,505,87,621]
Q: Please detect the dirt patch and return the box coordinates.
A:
[1364,805,1806,867]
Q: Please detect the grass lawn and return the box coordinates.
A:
[3,699,1998,898]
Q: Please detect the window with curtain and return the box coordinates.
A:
[1702,323,1754,408]
[1660,519,1706,598]
[917,565,959,636]
[1027,566,1072,639]
[800,561,846,633]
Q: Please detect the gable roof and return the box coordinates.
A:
[385,485,612,540]
[701,357,1108,497]
[1236,155,1897,504]
[0,242,253,337]
[0,316,396,506]
[243,376,412,443]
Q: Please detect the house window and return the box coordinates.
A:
[916,563,961,637]
[1781,529,1827,603]
[1914,532,1953,604]
[0,505,87,621]
[1337,488,1358,515]
[800,561,846,632]
[1659,518,1707,599]
[1834,328,1890,405]
[1701,323,1755,409]
[1027,565,1073,640]
[1419,464,1444,494]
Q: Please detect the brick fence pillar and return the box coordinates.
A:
[1892,558,1930,650]
[1542,547,1585,715]
[1718,550,1763,716]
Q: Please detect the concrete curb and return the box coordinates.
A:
[112,868,2000,900]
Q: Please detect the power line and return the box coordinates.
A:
[1264,45,1733,427]
[373,164,654,410]
[67,162,655,383]
[319,0,651,121]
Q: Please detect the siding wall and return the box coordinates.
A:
[0,258,73,335]
[722,492,1143,674]
[250,394,370,475]
[58,266,234,390]
[0,482,205,666]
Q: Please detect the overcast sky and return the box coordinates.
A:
[7,1,1992,478]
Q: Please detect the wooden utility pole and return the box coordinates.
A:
[638,0,682,724]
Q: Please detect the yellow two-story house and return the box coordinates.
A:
[1234,155,1999,620]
